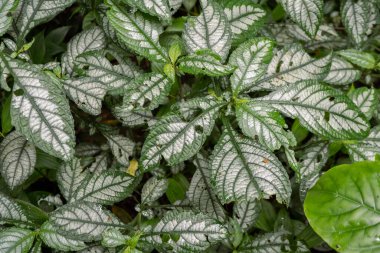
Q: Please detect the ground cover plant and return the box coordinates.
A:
[0,0,379,252]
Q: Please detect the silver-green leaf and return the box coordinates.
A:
[279,0,323,38]
[122,0,172,21]
[0,0,18,36]
[0,228,35,253]
[141,177,168,205]
[50,202,124,242]
[348,87,378,120]
[0,56,75,161]
[345,126,380,162]
[39,221,87,252]
[73,171,139,205]
[0,131,36,189]
[323,56,361,86]
[255,44,331,90]
[257,80,370,140]
[107,3,168,63]
[183,0,232,61]
[211,124,291,205]
[234,200,261,231]
[141,97,225,171]
[0,193,29,226]
[63,78,107,116]
[104,133,134,166]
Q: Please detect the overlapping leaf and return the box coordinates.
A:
[15,0,75,40]
[183,0,231,61]
[113,106,154,127]
[234,200,261,231]
[323,56,361,86]
[0,56,75,160]
[146,211,227,253]
[104,134,134,166]
[122,0,172,21]
[73,171,139,205]
[236,101,296,151]
[348,87,378,120]
[0,0,18,36]
[211,125,291,204]
[0,194,29,226]
[0,131,36,189]
[187,154,225,220]
[107,2,168,63]
[254,44,331,90]
[39,221,87,252]
[50,202,124,242]
[257,80,370,140]
[63,78,107,116]
[141,97,225,171]
[0,228,35,253]
[345,126,380,162]
[141,177,168,205]
[61,27,107,75]
[123,73,172,110]
[229,38,274,93]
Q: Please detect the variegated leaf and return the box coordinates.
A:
[140,97,225,171]
[63,78,107,116]
[234,200,261,231]
[88,152,108,173]
[0,193,29,226]
[0,56,75,160]
[0,228,35,253]
[113,106,154,127]
[107,3,168,63]
[178,52,235,77]
[345,126,380,162]
[141,177,168,205]
[183,0,231,61]
[337,49,377,69]
[323,56,361,86]
[147,211,227,253]
[211,124,291,204]
[57,158,89,202]
[229,38,274,94]
[187,154,226,220]
[223,1,266,41]
[50,202,124,242]
[238,232,309,253]
[279,0,323,38]
[73,171,139,205]
[123,73,172,110]
[255,44,331,90]
[39,221,87,252]
[0,0,18,36]
[236,101,296,151]
[257,81,369,140]
[104,134,134,166]
[15,0,75,40]
[122,0,171,21]
[0,131,36,189]
[299,141,329,201]
[101,228,129,248]
[348,87,378,120]
[341,0,371,45]
[168,0,182,14]
[75,51,141,92]
[62,27,107,75]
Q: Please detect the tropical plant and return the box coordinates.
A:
[0,0,379,252]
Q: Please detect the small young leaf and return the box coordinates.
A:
[183,0,232,61]
[101,228,129,248]
[0,131,36,189]
[348,87,378,120]
[234,200,261,231]
[104,133,134,166]
[337,49,376,69]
